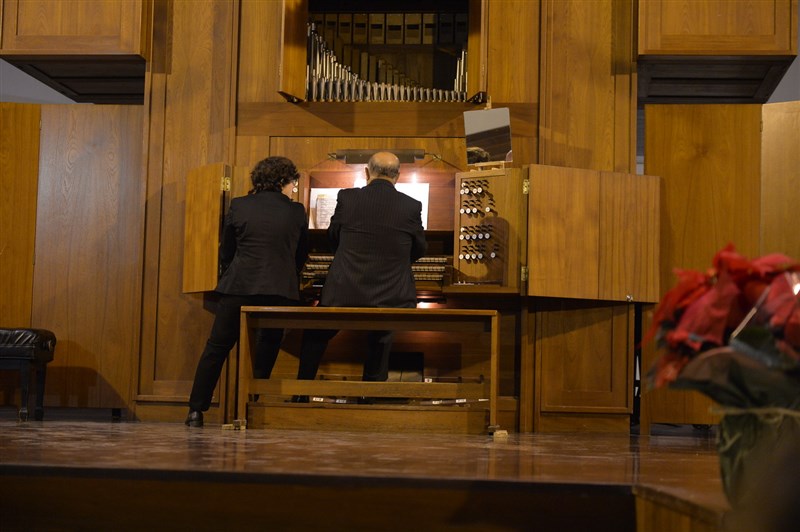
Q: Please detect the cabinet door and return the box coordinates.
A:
[598,171,660,303]
[534,300,633,432]
[639,0,797,55]
[527,165,601,300]
[0,0,148,55]
[278,0,308,102]
[182,163,229,294]
[527,165,660,302]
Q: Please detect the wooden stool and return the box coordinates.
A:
[0,328,56,421]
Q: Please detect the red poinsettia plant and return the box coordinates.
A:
[645,244,800,409]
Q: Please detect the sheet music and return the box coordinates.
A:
[309,183,429,229]
[396,183,429,229]
[309,188,341,229]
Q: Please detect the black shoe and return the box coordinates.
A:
[185,410,203,427]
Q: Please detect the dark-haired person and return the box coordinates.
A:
[295,151,426,390]
[186,156,308,427]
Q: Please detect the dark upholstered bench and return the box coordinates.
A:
[0,328,56,421]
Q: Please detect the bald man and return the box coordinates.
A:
[296,151,427,386]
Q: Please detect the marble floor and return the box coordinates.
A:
[0,417,729,530]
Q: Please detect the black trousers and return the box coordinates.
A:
[297,328,394,382]
[188,293,295,412]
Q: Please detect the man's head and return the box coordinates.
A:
[367,151,400,182]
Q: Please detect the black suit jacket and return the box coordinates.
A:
[320,179,427,308]
[215,191,308,299]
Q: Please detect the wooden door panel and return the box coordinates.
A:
[527,165,600,299]
[539,0,636,172]
[0,103,40,327]
[599,171,660,303]
[537,301,631,412]
[32,104,144,410]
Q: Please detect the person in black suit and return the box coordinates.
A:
[186,156,308,427]
[296,151,427,386]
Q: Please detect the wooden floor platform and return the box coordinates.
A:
[0,417,731,531]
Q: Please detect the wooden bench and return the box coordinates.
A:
[237,306,500,432]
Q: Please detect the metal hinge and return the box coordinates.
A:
[522,179,530,194]
[520,266,529,282]
[221,176,231,192]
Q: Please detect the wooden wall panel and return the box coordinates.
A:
[238,0,288,104]
[643,103,763,431]
[539,0,636,172]
[645,104,762,294]
[485,1,539,166]
[640,102,798,431]
[486,1,539,104]
[234,136,271,170]
[277,0,308,101]
[30,104,144,410]
[238,102,472,138]
[761,101,800,258]
[137,0,237,419]
[0,103,40,327]
[266,136,466,176]
[0,0,148,54]
[466,0,487,97]
[639,0,798,55]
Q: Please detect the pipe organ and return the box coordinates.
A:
[305,14,468,103]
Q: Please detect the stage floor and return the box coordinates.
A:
[0,419,728,530]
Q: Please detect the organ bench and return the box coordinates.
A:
[237,306,500,434]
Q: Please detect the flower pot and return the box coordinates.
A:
[718,408,800,531]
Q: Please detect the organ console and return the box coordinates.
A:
[299,162,459,301]
[181,159,527,298]
[293,162,528,302]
